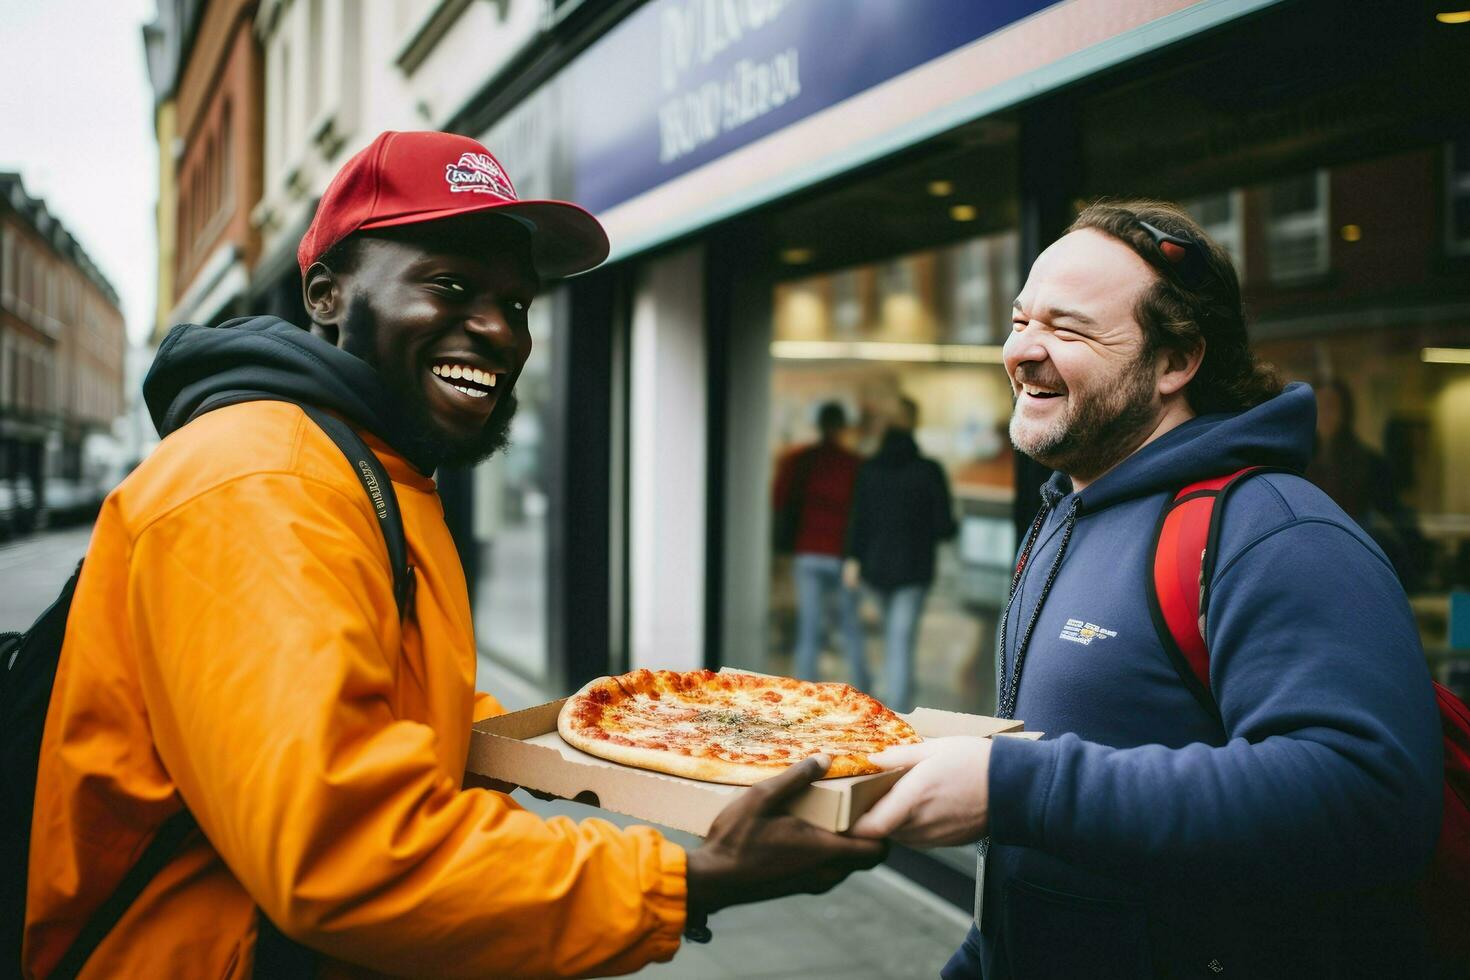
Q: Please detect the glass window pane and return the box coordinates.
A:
[761,242,1017,716]
[1268,172,1320,216]
[472,295,556,684]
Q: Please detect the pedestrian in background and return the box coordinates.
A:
[772,401,867,689]
[844,396,958,712]
[1307,378,1427,589]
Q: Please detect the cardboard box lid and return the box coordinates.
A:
[468,696,1024,837]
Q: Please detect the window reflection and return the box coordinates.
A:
[473,299,555,683]
[766,232,1019,715]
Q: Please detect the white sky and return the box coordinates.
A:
[0,0,158,345]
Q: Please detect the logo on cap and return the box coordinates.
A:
[445,152,515,199]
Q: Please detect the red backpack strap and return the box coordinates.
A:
[1146,466,1280,722]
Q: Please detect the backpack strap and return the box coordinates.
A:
[49,396,417,978]
[188,394,415,620]
[49,809,198,980]
[295,405,416,619]
[1146,466,1290,722]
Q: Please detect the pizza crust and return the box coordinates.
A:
[557,729,816,785]
[556,670,919,785]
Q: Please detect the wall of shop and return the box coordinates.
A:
[628,245,707,670]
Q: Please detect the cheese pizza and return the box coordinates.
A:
[557,669,921,785]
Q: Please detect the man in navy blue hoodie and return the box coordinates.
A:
[851,200,1443,978]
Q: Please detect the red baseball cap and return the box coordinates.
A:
[297,131,609,279]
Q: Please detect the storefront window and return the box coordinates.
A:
[1246,149,1470,682]
[1076,3,1470,690]
[763,230,1019,715]
[472,297,557,684]
[1448,138,1470,257]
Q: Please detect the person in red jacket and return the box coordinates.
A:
[773,401,867,689]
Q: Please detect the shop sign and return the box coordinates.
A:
[555,0,1060,213]
[479,0,1275,258]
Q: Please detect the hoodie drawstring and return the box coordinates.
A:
[997,495,1081,720]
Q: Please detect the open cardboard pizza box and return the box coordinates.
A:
[467,669,1038,835]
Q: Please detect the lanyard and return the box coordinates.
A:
[996,498,1078,720]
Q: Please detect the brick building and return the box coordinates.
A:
[151,0,264,334]
[0,174,126,533]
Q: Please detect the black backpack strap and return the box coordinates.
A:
[188,394,415,620]
[44,396,415,978]
[49,809,198,980]
[294,405,415,620]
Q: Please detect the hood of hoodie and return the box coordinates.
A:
[1042,381,1317,514]
[144,316,442,474]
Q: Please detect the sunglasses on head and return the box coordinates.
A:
[1136,219,1209,291]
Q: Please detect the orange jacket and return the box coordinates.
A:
[25,401,686,978]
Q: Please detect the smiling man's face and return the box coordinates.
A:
[1004,228,1166,484]
[316,215,539,467]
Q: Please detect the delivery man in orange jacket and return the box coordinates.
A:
[23,131,885,978]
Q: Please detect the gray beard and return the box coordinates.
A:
[1010,357,1158,483]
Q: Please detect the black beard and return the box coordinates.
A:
[436,390,517,468]
[1012,354,1158,482]
[340,297,517,469]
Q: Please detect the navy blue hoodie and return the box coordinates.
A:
[973,383,1442,978]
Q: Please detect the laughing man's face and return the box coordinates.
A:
[324,216,539,467]
[1004,228,1165,484]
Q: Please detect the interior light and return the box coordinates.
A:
[1339,224,1362,242]
[780,247,814,265]
[1435,10,1470,23]
[1422,347,1470,364]
[928,180,954,197]
[949,204,978,222]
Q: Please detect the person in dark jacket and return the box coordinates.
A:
[843,396,958,711]
[772,401,867,688]
[849,200,1443,978]
[1307,378,1428,589]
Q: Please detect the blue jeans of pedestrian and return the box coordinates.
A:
[873,583,927,713]
[793,553,869,691]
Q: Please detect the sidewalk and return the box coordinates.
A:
[478,657,973,980]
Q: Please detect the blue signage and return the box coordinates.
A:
[562,0,1061,213]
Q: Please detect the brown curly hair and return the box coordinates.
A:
[1067,199,1283,415]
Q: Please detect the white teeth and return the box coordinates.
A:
[452,384,489,398]
[1023,384,1060,397]
[432,363,501,391]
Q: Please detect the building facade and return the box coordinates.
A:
[249,0,546,322]
[141,0,1470,903]
[146,0,265,334]
[0,174,127,534]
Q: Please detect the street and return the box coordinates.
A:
[0,526,93,631]
[8,524,971,979]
